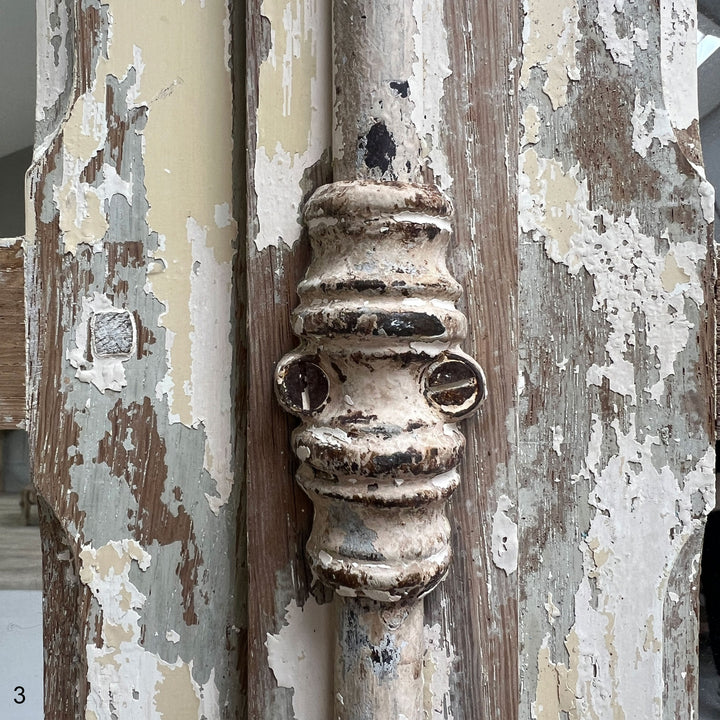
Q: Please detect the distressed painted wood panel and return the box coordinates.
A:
[0,238,25,429]
[246,1,520,718]
[517,1,715,718]
[430,3,520,719]
[245,2,331,716]
[27,1,244,718]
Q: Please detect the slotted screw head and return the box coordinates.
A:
[424,354,486,419]
[276,356,330,415]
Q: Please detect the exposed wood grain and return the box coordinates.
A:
[0,238,26,429]
[427,3,520,719]
[517,1,714,717]
[28,1,244,717]
[245,4,329,715]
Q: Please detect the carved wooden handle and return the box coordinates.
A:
[275,180,485,603]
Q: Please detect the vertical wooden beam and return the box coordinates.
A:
[245,1,332,717]
[433,2,521,716]
[517,1,715,717]
[247,1,520,717]
[0,238,26,430]
[28,1,244,717]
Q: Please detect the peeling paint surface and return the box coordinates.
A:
[409,0,453,189]
[520,0,581,109]
[81,541,219,720]
[254,0,331,251]
[519,147,705,404]
[491,495,519,576]
[533,442,714,719]
[595,0,649,66]
[422,623,454,718]
[54,0,236,442]
[518,0,714,718]
[29,1,243,716]
[266,598,334,720]
[660,0,697,130]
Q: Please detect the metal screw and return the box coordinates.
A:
[424,355,486,418]
[277,357,330,415]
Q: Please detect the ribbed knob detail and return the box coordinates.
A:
[275,181,485,602]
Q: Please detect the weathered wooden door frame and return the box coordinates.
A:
[18,1,716,718]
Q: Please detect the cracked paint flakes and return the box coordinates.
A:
[408,0,453,190]
[36,0,71,133]
[254,0,331,251]
[422,623,454,718]
[491,494,519,575]
[519,147,706,404]
[64,1,236,506]
[630,91,675,158]
[80,539,220,720]
[660,0,697,130]
[266,597,334,720]
[520,0,581,109]
[534,427,714,720]
[595,0,649,67]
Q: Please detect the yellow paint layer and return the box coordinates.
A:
[521,104,541,145]
[522,148,581,257]
[254,0,331,251]
[258,0,318,155]
[81,540,220,719]
[52,1,236,428]
[533,631,581,719]
[521,0,581,109]
[155,664,201,720]
[660,251,691,291]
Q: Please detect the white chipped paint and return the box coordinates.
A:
[520,0,581,109]
[408,0,453,189]
[521,105,541,146]
[491,494,519,576]
[689,160,716,222]
[80,540,220,720]
[67,294,132,393]
[660,0,698,130]
[551,425,563,456]
[535,424,714,719]
[187,218,234,514]
[36,0,71,139]
[519,148,706,404]
[630,91,675,157]
[266,597,334,720]
[544,593,561,625]
[595,0,649,66]
[254,0,331,251]
[57,89,133,254]
[423,623,454,718]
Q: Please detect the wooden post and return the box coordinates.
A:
[27,2,244,717]
[247,1,519,717]
[274,2,486,717]
[517,1,715,717]
[0,237,25,430]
